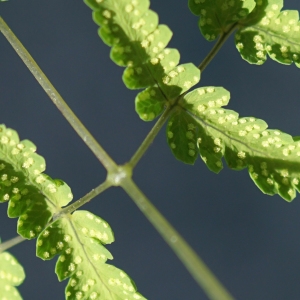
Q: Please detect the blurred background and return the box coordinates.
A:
[1,0,300,299]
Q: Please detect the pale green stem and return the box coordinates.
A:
[0,235,26,252]
[53,180,112,220]
[0,17,117,172]
[129,106,173,168]
[198,23,238,72]
[121,178,234,300]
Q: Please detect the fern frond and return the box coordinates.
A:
[36,210,146,300]
[0,251,25,300]
[236,0,300,66]
[188,0,256,41]
[84,0,200,121]
[0,125,145,298]
[167,87,300,201]
[0,125,73,239]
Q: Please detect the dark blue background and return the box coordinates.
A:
[1,0,300,299]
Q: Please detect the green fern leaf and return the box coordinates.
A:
[84,0,200,121]
[0,251,25,300]
[37,210,146,300]
[236,0,300,66]
[0,126,145,298]
[188,0,256,41]
[0,125,73,239]
[167,87,300,201]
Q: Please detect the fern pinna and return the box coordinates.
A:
[189,0,300,66]
[85,0,300,201]
[84,0,201,121]
[0,250,25,300]
[0,124,145,299]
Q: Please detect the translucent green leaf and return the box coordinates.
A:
[293,136,300,142]
[84,0,200,121]
[37,210,146,300]
[188,0,256,41]
[236,0,300,66]
[0,124,73,239]
[0,251,25,300]
[167,109,199,165]
[0,125,145,298]
[167,86,300,201]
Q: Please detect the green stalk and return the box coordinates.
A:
[198,23,238,72]
[129,106,173,168]
[0,235,25,252]
[53,180,112,220]
[121,178,234,300]
[0,17,117,172]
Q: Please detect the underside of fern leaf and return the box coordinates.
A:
[84,0,200,121]
[37,210,146,300]
[0,125,73,239]
[0,124,146,298]
[189,0,300,67]
[188,0,256,41]
[236,0,300,66]
[0,251,25,300]
[167,87,300,201]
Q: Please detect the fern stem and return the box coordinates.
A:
[0,235,25,252]
[0,17,117,172]
[121,178,235,300]
[198,23,238,72]
[53,180,112,220]
[129,106,173,168]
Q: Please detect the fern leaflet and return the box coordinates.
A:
[0,251,25,300]
[189,0,300,67]
[188,0,256,41]
[84,0,200,121]
[235,0,300,67]
[0,124,73,239]
[0,125,145,299]
[36,210,146,300]
[235,0,300,66]
[167,87,300,201]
